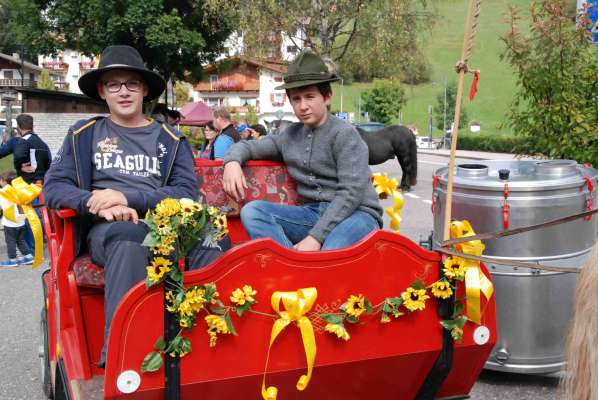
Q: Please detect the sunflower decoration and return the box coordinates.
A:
[325,322,351,341]
[343,294,368,320]
[443,256,467,280]
[430,280,454,300]
[229,285,258,316]
[146,257,173,286]
[401,287,430,312]
[205,314,231,347]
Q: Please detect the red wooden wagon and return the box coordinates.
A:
[39,160,496,399]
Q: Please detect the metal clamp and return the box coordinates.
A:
[583,176,594,221]
[502,183,510,229]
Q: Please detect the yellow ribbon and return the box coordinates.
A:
[449,220,493,324]
[262,288,317,400]
[0,177,43,268]
[372,173,404,233]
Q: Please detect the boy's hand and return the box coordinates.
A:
[223,161,248,202]
[87,189,128,214]
[293,235,322,252]
[21,163,35,173]
[98,205,138,223]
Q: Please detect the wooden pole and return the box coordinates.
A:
[442,0,477,242]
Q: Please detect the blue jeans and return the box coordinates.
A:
[240,201,379,250]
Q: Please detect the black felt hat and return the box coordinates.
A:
[78,45,166,101]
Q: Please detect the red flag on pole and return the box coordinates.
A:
[469,70,479,101]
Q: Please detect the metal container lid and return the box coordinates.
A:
[436,160,598,192]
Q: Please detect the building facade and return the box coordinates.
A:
[192,56,297,125]
[38,50,98,93]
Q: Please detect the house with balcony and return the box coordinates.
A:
[38,50,98,93]
[192,56,297,125]
[0,52,47,113]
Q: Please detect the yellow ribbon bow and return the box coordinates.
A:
[449,220,493,324]
[0,177,43,268]
[372,172,398,199]
[372,173,404,233]
[262,288,317,400]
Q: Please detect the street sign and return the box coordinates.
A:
[335,112,348,121]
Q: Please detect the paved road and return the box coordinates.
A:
[0,150,561,399]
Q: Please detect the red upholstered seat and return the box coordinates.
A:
[71,161,299,288]
[195,159,300,216]
[72,255,105,288]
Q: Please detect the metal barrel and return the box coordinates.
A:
[432,159,598,374]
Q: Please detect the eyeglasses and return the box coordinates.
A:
[103,79,143,93]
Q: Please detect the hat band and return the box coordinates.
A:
[284,72,335,83]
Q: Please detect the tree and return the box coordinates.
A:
[501,0,598,165]
[361,80,406,125]
[433,82,468,132]
[37,70,56,91]
[224,0,429,79]
[174,81,191,108]
[9,0,236,82]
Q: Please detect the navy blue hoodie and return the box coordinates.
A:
[43,117,198,253]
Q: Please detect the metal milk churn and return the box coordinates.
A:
[432,159,598,374]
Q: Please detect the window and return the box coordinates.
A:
[4,70,13,79]
[273,76,283,82]
[286,45,298,54]
[209,74,219,84]
[205,97,224,107]
[241,97,256,106]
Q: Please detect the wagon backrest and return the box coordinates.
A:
[194,159,300,244]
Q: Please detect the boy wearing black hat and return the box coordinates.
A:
[223,50,382,251]
[43,45,225,366]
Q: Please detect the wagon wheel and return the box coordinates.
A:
[39,307,53,399]
[39,270,53,399]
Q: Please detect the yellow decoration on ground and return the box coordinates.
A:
[262,288,317,400]
[449,220,494,325]
[0,177,43,267]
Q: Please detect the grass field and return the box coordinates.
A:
[330,0,532,137]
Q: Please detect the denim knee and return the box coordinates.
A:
[240,200,269,226]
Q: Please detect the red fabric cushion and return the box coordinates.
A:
[72,255,105,288]
[196,162,300,216]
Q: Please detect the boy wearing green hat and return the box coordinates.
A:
[223,50,382,251]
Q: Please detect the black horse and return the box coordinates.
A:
[356,125,418,191]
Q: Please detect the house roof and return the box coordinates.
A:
[0,53,43,72]
[202,56,288,75]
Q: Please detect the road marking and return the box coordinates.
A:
[405,193,420,199]
[419,160,447,166]
[423,199,432,205]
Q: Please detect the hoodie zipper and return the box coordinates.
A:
[72,134,82,188]
[164,139,180,184]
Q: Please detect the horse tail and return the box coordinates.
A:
[407,130,418,186]
[562,244,598,400]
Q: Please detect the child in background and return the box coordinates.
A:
[0,171,34,267]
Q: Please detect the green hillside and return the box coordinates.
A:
[331,0,532,136]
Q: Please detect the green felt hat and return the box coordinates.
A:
[275,50,340,90]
